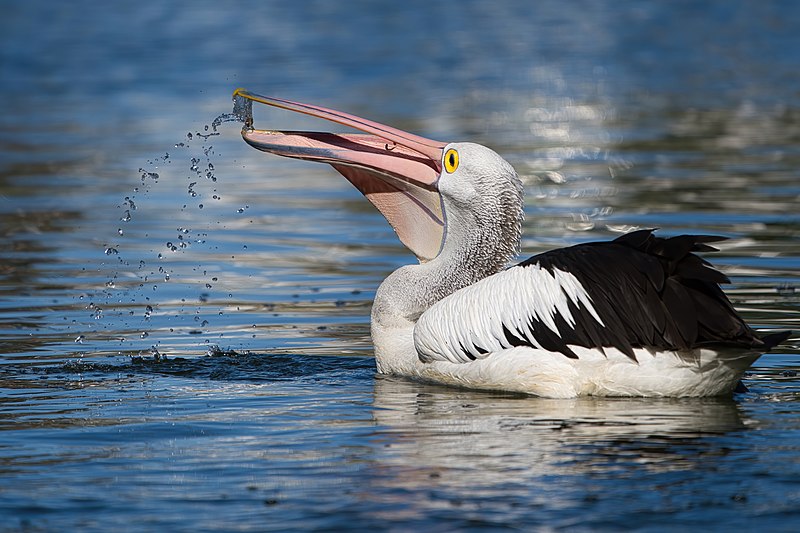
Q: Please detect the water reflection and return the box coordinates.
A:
[373,376,744,460]
[359,377,757,525]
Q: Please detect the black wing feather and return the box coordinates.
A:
[512,229,786,360]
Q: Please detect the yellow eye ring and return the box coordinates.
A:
[444,148,459,174]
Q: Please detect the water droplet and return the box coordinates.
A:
[187,132,193,140]
[74,335,85,344]
[118,228,124,236]
[121,210,132,222]
[105,247,119,255]
[140,331,149,339]
[139,170,159,182]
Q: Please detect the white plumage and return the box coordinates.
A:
[415,264,605,364]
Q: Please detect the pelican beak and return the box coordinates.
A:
[234,88,448,262]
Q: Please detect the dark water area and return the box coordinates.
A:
[1,1,799,531]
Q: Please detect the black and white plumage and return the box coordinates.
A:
[416,230,785,365]
[236,89,790,397]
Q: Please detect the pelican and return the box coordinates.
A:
[234,89,790,398]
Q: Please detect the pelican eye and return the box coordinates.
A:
[444,148,459,174]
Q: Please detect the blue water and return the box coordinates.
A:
[1,1,799,530]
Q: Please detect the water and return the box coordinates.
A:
[1,1,799,530]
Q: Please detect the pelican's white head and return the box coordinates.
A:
[435,141,524,275]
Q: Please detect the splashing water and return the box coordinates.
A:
[87,95,254,353]
[232,93,253,129]
[195,94,252,139]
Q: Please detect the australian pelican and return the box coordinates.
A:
[234,89,789,398]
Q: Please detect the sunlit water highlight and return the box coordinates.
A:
[1,1,799,531]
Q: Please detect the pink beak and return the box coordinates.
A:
[234,89,449,262]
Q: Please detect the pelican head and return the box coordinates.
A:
[235,89,523,274]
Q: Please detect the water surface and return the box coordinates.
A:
[1,1,799,531]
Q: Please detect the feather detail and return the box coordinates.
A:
[414,230,780,365]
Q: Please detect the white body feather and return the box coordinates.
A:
[376,328,759,398]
